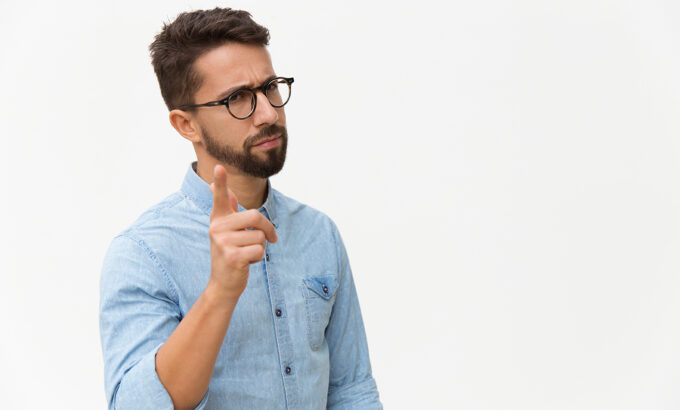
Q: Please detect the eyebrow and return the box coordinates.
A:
[214,75,278,101]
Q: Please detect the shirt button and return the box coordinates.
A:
[275,308,282,317]
[322,285,329,294]
[266,253,270,261]
[285,366,291,375]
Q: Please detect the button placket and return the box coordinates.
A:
[261,231,299,407]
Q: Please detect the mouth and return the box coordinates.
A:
[252,134,281,149]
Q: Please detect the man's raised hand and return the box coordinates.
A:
[207,164,278,300]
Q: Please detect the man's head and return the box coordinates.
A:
[149,7,288,179]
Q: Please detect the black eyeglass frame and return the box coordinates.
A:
[175,76,295,120]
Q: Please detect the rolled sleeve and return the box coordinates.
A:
[99,234,209,410]
[325,222,382,410]
[113,342,174,409]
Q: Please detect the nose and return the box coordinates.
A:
[251,90,279,126]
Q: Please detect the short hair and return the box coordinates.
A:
[149,7,270,110]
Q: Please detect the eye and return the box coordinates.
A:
[228,91,246,104]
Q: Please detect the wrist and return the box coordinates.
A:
[203,280,240,311]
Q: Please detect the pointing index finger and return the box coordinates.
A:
[211,164,234,220]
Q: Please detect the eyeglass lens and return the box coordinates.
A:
[227,78,292,119]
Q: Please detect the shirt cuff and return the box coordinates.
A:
[327,377,383,410]
[113,343,209,410]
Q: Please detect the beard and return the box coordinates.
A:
[201,123,288,178]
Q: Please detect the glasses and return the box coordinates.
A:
[176,76,294,120]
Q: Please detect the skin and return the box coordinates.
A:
[169,42,287,210]
[155,42,285,410]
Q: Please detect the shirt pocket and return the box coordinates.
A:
[302,274,339,351]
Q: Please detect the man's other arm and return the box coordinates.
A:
[325,220,383,409]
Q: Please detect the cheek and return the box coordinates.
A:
[276,109,287,126]
[207,114,249,143]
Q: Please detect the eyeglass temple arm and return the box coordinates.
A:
[176,101,224,110]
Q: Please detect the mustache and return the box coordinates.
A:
[246,124,287,148]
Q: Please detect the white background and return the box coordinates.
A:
[1,0,679,409]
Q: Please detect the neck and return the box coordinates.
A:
[195,159,268,210]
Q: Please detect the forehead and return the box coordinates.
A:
[193,42,275,99]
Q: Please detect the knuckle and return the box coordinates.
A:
[239,247,254,263]
[210,218,227,232]
[255,246,265,260]
[217,235,230,247]
[223,247,237,261]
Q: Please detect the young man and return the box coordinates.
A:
[98,7,382,410]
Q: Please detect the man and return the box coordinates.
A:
[98,7,382,410]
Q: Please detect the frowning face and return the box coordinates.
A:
[185,42,288,178]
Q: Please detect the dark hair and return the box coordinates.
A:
[149,7,270,110]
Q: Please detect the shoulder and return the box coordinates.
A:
[113,190,201,246]
[104,191,201,270]
[271,188,349,264]
[101,192,193,295]
[272,187,340,234]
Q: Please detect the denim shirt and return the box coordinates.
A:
[99,161,382,410]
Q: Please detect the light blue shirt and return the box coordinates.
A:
[99,161,382,409]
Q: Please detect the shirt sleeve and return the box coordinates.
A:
[325,221,383,410]
[99,234,209,410]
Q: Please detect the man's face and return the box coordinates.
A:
[191,43,288,178]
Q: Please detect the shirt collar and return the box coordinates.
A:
[181,161,278,227]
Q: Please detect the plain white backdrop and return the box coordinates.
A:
[1,0,679,409]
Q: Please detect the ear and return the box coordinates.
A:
[169,109,201,143]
